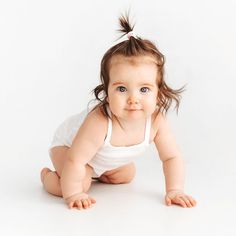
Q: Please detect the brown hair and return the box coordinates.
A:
[92,13,184,117]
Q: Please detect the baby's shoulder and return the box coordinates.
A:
[70,106,108,151]
[151,110,165,125]
[151,110,167,135]
[74,106,108,144]
[84,106,108,129]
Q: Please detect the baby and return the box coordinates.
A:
[41,14,197,210]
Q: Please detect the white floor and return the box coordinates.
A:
[1,140,235,236]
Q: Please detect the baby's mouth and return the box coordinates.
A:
[125,108,141,111]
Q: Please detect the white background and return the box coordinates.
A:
[0,0,236,235]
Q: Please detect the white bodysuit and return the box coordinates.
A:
[49,108,151,177]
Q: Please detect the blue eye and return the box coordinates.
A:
[140,87,149,93]
[117,86,127,92]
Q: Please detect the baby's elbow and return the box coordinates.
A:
[161,154,182,164]
[66,153,86,170]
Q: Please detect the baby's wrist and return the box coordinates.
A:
[166,189,184,194]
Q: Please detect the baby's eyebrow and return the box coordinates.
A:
[112,82,155,87]
[140,83,155,87]
[112,82,125,86]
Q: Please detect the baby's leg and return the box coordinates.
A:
[41,168,62,196]
[99,162,136,184]
[41,146,93,197]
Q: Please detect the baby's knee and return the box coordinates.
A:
[120,173,135,184]
[110,173,134,184]
[125,168,136,183]
[109,163,136,184]
[124,165,136,183]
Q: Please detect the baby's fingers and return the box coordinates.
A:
[165,196,172,206]
[165,195,187,207]
[165,192,197,208]
[87,197,96,208]
[68,200,82,209]
[89,197,96,204]
[75,200,83,210]
[174,196,187,208]
[68,201,74,209]
[81,198,95,209]
[176,195,197,208]
[80,198,95,209]
[186,195,197,207]
[180,196,192,207]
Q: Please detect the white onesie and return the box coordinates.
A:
[49,108,151,177]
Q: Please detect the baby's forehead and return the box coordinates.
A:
[110,55,157,67]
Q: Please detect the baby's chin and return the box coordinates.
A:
[119,110,149,120]
[111,107,154,120]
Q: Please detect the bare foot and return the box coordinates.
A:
[40,167,52,184]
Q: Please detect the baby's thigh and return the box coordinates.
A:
[50,146,70,176]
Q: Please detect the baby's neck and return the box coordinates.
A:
[113,116,146,132]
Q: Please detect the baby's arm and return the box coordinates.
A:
[154,114,196,207]
[60,108,107,208]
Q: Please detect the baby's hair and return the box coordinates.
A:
[92,13,184,117]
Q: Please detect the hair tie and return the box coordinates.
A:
[126,31,137,39]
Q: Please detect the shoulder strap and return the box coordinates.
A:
[144,116,151,144]
[104,106,112,145]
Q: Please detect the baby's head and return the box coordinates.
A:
[93,14,183,117]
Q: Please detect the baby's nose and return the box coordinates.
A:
[127,95,139,104]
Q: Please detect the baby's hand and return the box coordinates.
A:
[65,192,96,210]
[165,190,197,208]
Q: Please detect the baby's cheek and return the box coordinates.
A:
[145,100,157,114]
[145,97,156,107]
[109,102,120,115]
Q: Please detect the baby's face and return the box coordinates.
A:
[107,55,158,121]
